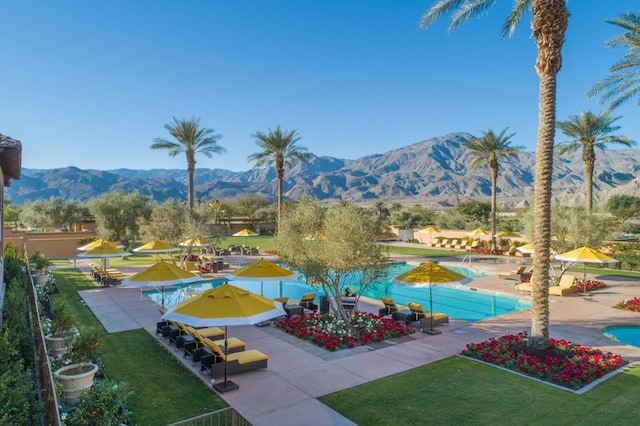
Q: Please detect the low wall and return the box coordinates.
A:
[3,228,96,258]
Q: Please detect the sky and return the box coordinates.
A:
[1,1,638,172]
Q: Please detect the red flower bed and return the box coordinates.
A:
[274,312,415,351]
[575,279,607,292]
[461,332,625,389]
[615,297,640,312]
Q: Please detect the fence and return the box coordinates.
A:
[168,407,251,426]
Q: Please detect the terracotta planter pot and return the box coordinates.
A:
[54,363,99,405]
[45,334,71,357]
[34,273,49,284]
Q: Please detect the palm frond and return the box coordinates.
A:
[419,0,467,30]
[451,0,499,31]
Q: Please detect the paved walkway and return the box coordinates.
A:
[70,251,640,425]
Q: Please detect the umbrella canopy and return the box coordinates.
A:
[467,228,488,236]
[179,237,211,247]
[224,258,298,296]
[393,261,469,287]
[134,240,180,254]
[77,242,132,258]
[78,238,120,251]
[162,282,285,327]
[224,258,297,281]
[420,226,439,232]
[516,243,557,254]
[497,231,521,237]
[122,261,201,287]
[232,229,259,237]
[554,246,618,264]
[378,231,399,241]
[393,261,469,335]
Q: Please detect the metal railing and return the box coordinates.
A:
[168,407,251,426]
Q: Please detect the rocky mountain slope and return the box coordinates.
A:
[10,132,640,208]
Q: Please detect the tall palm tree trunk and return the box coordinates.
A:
[583,148,595,214]
[187,161,195,210]
[277,161,284,230]
[490,167,497,253]
[530,0,568,349]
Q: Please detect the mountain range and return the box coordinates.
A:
[10,132,640,209]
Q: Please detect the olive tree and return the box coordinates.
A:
[19,197,84,231]
[276,198,387,321]
[137,199,189,243]
[89,191,153,245]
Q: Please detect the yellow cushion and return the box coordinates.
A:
[210,337,244,350]
[227,350,268,364]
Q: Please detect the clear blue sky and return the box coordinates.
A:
[1,1,638,172]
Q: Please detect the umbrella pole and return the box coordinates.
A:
[424,286,441,335]
[213,325,238,392]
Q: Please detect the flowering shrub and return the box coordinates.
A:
[615,297,640,312]
[575,279,607,292]
[461,331,625,390]
[274,312,415,351]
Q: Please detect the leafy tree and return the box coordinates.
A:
[19,197,83,231]
[137,199,189,243]
[556,111,634,213]
[3,202,22,229]
[606,195,640,223]
[588,12,640,110]
[276,198,387,321]
[247,126,310,228]
[455,200,491,224]
[435,209,467,231]
[464,128,523,252]
[89,191,153,244]
[152,117,226,210]
[421,0,570,347]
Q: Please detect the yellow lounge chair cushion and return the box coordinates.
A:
[227,350,268,365]
[210,337,244,350]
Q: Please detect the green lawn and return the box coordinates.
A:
[320,356,640,425]
[50,270,227,424]
[383,244,477,257]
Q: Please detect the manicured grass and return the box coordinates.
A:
[50,269,227,424]
[320,356,640,425]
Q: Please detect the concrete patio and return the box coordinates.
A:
[71,251,640,425]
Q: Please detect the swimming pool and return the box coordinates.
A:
[144,262,530,322]
[603,326,640,348]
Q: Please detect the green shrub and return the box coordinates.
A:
[65,379,132,426]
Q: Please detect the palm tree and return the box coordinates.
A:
[556,111,635,214]
[420,0,569,348]
[152,117,225,210]
[247,126,310,227]
[588,12,640,110]
[464,129,523,253]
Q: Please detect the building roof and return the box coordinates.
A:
[0,134,22,186]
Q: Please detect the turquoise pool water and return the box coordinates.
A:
[603,326,640,348]
[144,262,530,322]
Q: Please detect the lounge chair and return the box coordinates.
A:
[378,296,410,319]
[498,265,528,281]
[457,240,469,250]
[549,274,578,297]
[184,329,246,363]
[399,302,449,331]
[290,293,318,312]
[447,239,459,249]
[200,341,269,379]
[437,238,450,248]
[275,297,303,317]
[515,274,534,293]
[466,240,480,252]
[184,261,204,275]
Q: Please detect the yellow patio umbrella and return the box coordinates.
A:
[76,241,132,268]
[162,282,285,392]
[392,261,470,335]
[378,231,399,241]
[516,243,557,254]
[78,238,120,251]
[121,260,202,308]
[134,240,180,261]
[232,228,259,245]
[467,228,489,236]
[224,258,298,296]
[497,231,520,237]
[418,226,439,243]
[179,237,211,247]
[554,246,619,286]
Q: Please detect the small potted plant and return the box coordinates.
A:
[30,251,51,284]
[44,301,76,356]
[54,329,103,406]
